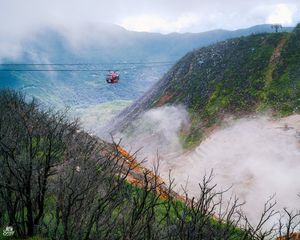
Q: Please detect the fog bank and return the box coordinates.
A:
[116,106,300,223]
[170,115,300,222]
[115,105,189,163]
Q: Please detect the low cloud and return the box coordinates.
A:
[169,115,300,223]
[115,105,189,165]
[1,0,300,60]
[116,105,300,224]
[266,4,297,25]
[74,100,132,136]
[120,14,199,34]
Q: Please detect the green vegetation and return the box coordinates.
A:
[1,90,290,240]
[141,26,300,148]
[265,24,300,115]
[1,26,300,239]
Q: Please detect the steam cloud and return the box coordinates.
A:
[116,106,300,223]
[115,105,189,164]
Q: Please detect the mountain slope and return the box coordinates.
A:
[0,24,293,108]
[1,24,293,63]
[113,24,300,148]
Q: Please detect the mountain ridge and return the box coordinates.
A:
[2,23,294,64]
[112,24,300,148]
[1,23,294,125]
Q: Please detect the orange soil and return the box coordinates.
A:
[277,233,300,240]
[270,37,287,64]
[116,145,185,201]
[156,93,174,107]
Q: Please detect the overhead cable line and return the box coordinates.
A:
[0,63,173,72]
[0,61,175,66]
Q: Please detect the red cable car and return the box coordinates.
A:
[106,71,119,84]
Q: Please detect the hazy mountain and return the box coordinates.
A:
[2,23,293,63]
[0,23,293,86]
[0,23,294,131]
[112,24,299,147]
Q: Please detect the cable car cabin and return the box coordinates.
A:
[106,71,119,84]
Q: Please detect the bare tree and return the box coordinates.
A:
[0,90,78,237]
[1,90,299,240]
[277,208,300,240]
[271,24,283,33]
[239,195,278,240]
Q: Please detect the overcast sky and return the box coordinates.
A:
[0,0,299,59]
[2,0,299,33]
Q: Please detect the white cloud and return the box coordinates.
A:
[169,115,300,223]
[0,0,300,59]
[120,14,199,33]
[115,106,189,164]
[120,108,300,224]
[118,2,300,33]
[267,4,296,25]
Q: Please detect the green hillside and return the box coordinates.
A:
[1,25,299,239]
[115,24,300,148]
[0,90,271,240]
